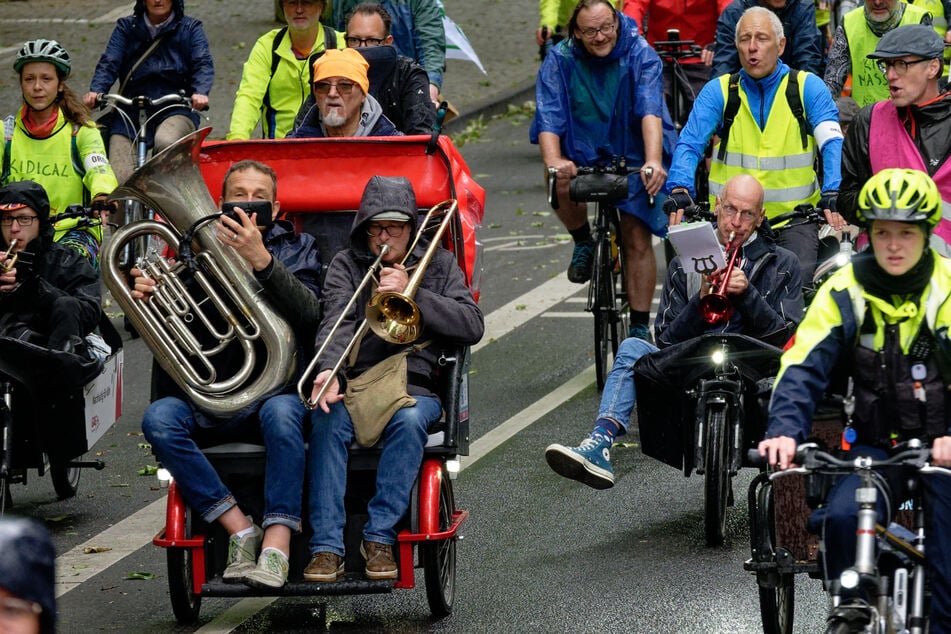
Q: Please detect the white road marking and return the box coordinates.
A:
[195,598,278,633]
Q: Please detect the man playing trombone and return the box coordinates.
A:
[545,174,803,489]
[135,160,322,589]
[298,175,483,582]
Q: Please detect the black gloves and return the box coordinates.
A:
[663,189,694,215]
[819,191,837,214]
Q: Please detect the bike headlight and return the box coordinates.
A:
[156,468,173,487]
[711,349,726,365]
[445,458,461,480]
[840,568,860,590]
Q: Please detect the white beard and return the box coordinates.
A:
[322,109,347,127]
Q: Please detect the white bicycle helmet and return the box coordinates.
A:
[14,39,71,77]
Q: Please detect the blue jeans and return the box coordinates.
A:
[597,337,658,435]
[258,394,310,533]
[142,397,257,523]
[308,396,442,556]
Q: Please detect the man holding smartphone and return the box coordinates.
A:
[135,159,324,589]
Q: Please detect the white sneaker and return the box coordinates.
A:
[222,523,263,583]
[244,548,289,589]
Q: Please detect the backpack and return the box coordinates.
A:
[261,25,339,139]
[716,70,809,162]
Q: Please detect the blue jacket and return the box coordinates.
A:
[290,94,403,138]
[712,0,824,78]
[88,0,215,141]
[529,11,677,233]
[655,227,803,349]
[666,62,842,197]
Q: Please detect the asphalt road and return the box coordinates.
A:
[2,108,831,632]
[0,4,834,633]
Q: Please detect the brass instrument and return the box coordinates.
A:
[101,128,297,418]
[366,199,458,343]
[699,231,740,325]
[0,240,17,272]
[296,198,458,410]
[296,245,390,410]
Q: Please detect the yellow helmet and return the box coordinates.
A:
[857,168,942,228]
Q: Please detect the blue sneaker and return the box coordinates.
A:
[545,435,615,489]
[567,240,595,283]
[628,323,653,344]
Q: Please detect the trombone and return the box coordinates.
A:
[297,199,459,410]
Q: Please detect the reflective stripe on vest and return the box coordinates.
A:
[870,100,951,244]
[844,4,930,107]
[709,71,819,219]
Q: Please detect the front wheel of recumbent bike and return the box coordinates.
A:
[703,403,730,546]
[167,512,202,624]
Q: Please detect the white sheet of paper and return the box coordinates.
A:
[666,222,726,275]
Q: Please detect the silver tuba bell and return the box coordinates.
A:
[101,128,297,418]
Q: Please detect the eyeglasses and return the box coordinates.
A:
[282,0,320,7]
[717,204,759,223]
[0,597,42,623]
[313,80,357,96]
[576,20,617,40]
[0,215,38,226]
[345,36,385,47]
[876,58,932,75]
[366,223,406,237]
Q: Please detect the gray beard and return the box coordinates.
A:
[323,110,347,128]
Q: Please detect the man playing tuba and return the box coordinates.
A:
[135,160,322,589]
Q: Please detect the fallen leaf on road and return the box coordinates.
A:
[83,547,113,554]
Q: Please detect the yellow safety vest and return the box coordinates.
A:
[844,3,931,106]
[908,0,950,73]
[709,72,819,221]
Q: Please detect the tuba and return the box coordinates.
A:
[101,128,297,418]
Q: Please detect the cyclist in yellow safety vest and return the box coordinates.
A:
[664,6,845,284]
[824,0,932,106]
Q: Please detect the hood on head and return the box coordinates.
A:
[134,0,185,18]
[350,175,419,257]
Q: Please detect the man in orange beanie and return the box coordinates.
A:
[290,48,401,137]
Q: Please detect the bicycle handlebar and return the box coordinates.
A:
[768,204,825,229]
[95,92,206,112]
[745,441,951,478]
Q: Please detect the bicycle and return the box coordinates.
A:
[547,160,649,390]
[93,92,202,271]
[747,441,951,634]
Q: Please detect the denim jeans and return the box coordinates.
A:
[597,337,658,435]
[776,221,818,286]
[308,396,442,556]
[258,394,310,533]
[142,397,258,523]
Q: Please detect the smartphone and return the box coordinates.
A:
[221,200,273,225]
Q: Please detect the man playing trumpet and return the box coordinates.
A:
[545,174,803,489]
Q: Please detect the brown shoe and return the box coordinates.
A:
[303,552,344,582]
[360,540,397,580]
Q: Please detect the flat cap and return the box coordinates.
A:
[867,24,945,60]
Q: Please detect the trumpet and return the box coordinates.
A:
[0,240,17,272]
[699,231,740,325]
[296,199,459,410]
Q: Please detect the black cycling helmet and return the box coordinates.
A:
[856,168,942,228]
[14,39,71,77]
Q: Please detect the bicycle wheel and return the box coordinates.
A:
[591,234,614,390]
[755,481,795,634]
[610,235,628,356]
[49,457,80,500]
[167,512,202,624]
[703,402,729,546]
[423,470,457,618]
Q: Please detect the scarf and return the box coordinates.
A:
[853,245,934,301]
[866,3,905,37]
[19,104,59,139]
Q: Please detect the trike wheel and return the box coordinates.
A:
[703,403,729,546]
[49,458,80,500]
[423,472,456,618]
[167,513,201,624]
[755,482,794,634]
[591,235,616,391]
